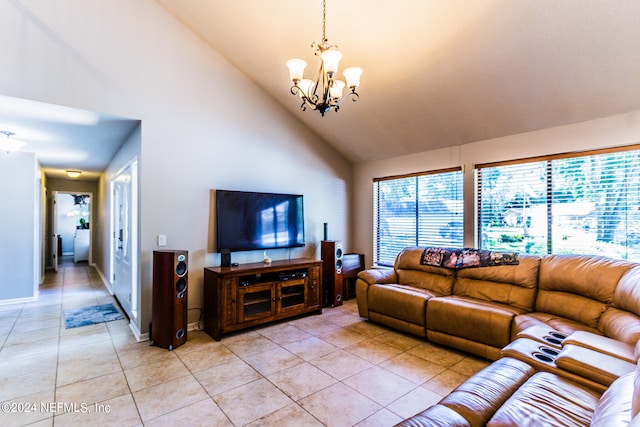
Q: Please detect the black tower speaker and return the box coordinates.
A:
[151,250,188,350]
[321,240,343,307]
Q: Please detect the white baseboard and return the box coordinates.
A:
[0,294,39,306]
[129,321,148,342]
[140,322,204,345]
[93,263,114,295]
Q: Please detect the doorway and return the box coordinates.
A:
[52,191,92,271]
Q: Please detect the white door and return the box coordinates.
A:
[112,162,136,320]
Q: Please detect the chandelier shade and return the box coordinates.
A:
[319,50,342,74]
[286,59,307,83]
[286,0,362,116]
[343,67,363,90]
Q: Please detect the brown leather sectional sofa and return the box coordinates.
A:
[355,247,640,426]
[396,354,640,426]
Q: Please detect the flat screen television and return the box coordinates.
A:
[216,190,305,252]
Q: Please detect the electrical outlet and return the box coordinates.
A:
[157,234,167,246]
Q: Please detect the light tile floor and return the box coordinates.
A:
[0,259,490,427]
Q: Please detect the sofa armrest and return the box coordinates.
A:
[357,268,397,286]
[555,344,636,386]
[395,404,470,427]
[355,268,397,319]
[563,331,636,363]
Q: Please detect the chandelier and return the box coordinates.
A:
[286,0,362,116]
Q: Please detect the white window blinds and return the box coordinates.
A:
[477,146,640,260]
[374,168,464,266]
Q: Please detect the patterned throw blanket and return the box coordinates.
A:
[420,247,519,269]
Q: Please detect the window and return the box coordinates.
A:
[374,167,464,266]
[477,146,640,260]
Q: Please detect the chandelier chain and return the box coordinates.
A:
[322,0,326,42]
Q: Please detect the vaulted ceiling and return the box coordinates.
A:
[3,1,639,179]
[158,0,640,163]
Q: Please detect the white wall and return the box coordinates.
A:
[353,111,640,266]
[0,151,39,301]
[0,1,351,335]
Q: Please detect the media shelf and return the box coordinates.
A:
[203,258,322,341]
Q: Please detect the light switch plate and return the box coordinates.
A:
[157,234,167,246]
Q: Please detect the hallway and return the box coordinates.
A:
[0,258,142,426]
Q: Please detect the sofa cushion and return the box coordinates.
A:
[599,308,640,346]
[397,269,456,295]
[634,359,640,420]
[368,284,437,326]
[536,255,635,328]
[590,370,635,427]
[427,296,525,348]
[487,372,601,426]
[453,254,541,312]
[612,266,640,316]
[599,266,640,344]
[395,247,457,295]
[438,357,535,427]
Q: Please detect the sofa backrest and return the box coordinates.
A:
[589,359,639,427]
[598,266,640,344]
[635,347,640,420]
[536,255,636,329]
[395,247,456,295]
[452,254,541,311]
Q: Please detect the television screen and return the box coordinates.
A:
[216,190,305,252]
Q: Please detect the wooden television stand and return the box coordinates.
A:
[203,258,323,341]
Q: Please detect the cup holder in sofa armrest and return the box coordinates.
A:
[549,331,567,340]
[543,335,564,346]
[532,352,555,363]
[516,326,566,349]
[539,346,560,357]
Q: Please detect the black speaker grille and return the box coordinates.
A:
[176,261,187,276]
[176,277,187,293]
